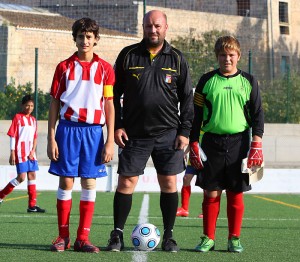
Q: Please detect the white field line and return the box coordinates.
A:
[133,193,149,262]
[0,213,299,222]
[138,194,149,224]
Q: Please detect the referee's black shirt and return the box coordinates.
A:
[114,39,194,138]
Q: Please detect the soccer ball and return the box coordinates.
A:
[131,223,161,251]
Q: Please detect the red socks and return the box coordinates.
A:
[0,179,19,199]
[0,179,37,208]
[202,195,221,240]
[77,201,95,241]
[56,188,96,241]
[181,185,191,210]
[226,191,244,239]
[76,188,96,241]
[201,191,244,240]
[0,183,15,199]
[57,199,72,238]
[27,181,37,207]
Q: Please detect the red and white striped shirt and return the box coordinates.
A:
[50,52,115,125]
[7,113,37,164]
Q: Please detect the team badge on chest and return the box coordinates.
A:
[165,74,172,84]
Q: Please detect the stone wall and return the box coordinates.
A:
[138,5,269,79]
[2,1,300,91]
[5,26,139,93]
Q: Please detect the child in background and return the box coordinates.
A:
[177,136,205,218]
[176,167,203,218]
[0,94,45,213]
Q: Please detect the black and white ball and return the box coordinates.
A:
[131,223,161,251]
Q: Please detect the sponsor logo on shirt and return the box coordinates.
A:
[132,73,140,80]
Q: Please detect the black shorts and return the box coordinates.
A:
[195,130,251,192]
[117,129,185,176]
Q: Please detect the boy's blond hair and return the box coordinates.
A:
[214,36,241,57]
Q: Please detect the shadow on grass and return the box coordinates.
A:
[0,243,51,251]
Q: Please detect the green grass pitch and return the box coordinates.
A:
[0,191,299,261]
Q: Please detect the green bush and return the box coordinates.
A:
[261,71,300,123]
[171,31,300,124]
[171,30,234,86]
[0,78,50,120]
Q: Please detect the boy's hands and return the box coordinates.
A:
[247,141,263,168]
[189,141,204,170]
[28,150,35,160]
[47,139,59,161]
[102,141,114,163]
[9,151,15,165]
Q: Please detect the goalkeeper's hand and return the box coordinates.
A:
[247,141,263,168]
[189,141,205,170]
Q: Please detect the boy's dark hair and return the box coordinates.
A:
[22,94,34,105]
[72,17,100,45]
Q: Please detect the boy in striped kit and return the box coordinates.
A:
[48,18,115,253]
[0,94,45,213]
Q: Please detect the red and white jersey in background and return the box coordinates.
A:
[50,52,115,125]
[7,113,37,164]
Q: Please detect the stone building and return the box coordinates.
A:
[0,0,299,92]
[0,3,139,92]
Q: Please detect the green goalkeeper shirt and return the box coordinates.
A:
[190,69,264,141]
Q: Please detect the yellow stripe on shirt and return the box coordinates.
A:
[194,92,204,107]
[104,85,113,98]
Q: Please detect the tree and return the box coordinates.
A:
[261,71,300,123]
[0,78,50,120]
[171,30,231,86]
[171,30,300,123]
[36,88,51,120]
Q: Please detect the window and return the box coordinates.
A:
[237,0,250,16]
[281,56,290,74]
[279,2,289,35]
[280,26,290,34]
[279,2,289,23]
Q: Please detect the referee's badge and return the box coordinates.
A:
[165,74,172,83]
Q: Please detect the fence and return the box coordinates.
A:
[0,0,299,123]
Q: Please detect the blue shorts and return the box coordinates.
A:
[49,120,107,178]
[16,160,39,174]
[185,164,197,175]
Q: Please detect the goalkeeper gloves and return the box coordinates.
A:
[189,141,206,170]
[247,141,263,168]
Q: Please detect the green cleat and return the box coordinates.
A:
[195,235,215,252]
[228,237,244,253]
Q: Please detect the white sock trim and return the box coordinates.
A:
[10,178,20,187]
[27,180,36,186]
[57,188,72,200]
[81,188,96,202]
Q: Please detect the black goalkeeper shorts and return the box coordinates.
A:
[196,130,252,192]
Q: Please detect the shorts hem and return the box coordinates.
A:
[156,168,185,176]
[118,171,141,177]
[49,170,107,178]
[196,185,252,192]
